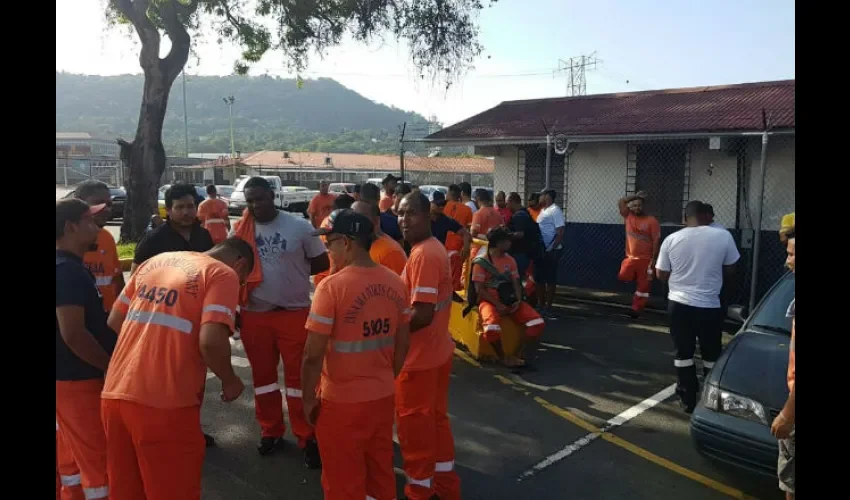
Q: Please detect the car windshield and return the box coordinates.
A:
[217,187,234,197]
[747,272,795,335]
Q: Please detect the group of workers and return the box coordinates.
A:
[57,176,488,500]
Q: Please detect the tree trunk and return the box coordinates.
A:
[118,56,187,243]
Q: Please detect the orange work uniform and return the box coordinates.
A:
[102,252,240,500]
[443,201,473,290]
[465,206,504,287]
[309,193,337,228]
[618,213,660,313]
[197,198,230,244]
[56,420,84,500]
[397,237,461,500]
[56,250,114,500]
[527,206,541,221]
[370,233,407,275]
[83,228,122,313]
[306,265,412,500]
[471,253,545,342]
[379,193,394,213]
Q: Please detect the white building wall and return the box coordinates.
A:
[688,140,739,229]
[479,146,519,195]
[565,142,627,224]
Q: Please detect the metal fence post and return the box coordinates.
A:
[544,134,552,189]
[748,130,770,312]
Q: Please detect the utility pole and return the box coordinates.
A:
[223,95,236,157]
[182,71,189,157]
[557,52,601,96]
[399,122,406,183]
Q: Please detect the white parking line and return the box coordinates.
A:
[518,383,676,481]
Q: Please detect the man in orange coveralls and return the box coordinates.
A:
[74,180,125,313]
[617,191,661,318]
[395,192,461,500]
[302,209,412,500]
[56,199,116,500]
[198,184,231,244]
[352,201,407,275]
[231,176,330,466]
[56,419,84,500]
[443,185,473,290]
[102,238,254,500]
[472,227,545,369]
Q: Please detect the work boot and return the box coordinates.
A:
[204,433,216,447]
[303,438,322,469]
[257,436,287,456]
[627,309,640,320]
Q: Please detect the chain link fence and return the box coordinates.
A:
[493,134,794,308]
[56,161,123,188]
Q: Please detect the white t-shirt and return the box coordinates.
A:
[237,212,327,311]
[656,226,740,309]
[465,200,478,214]
[709,221,726,230]
[537,204,566,249]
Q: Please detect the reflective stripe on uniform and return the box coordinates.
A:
[255,383,280,395]
[95,276,113,286]
[203,304,234,317]
[406,475,432,488]
[56,420,59,431]
[205,218,226,224]
[434,298,452,312]
[308,312,334,325]
[435,460,455,472]
[525,318,545,327]
[332,336,394,353]
[126,310,193,334]
[414,286,438,295]
[60,474,81,486]
[627,231,651,242]
[84,486,109,499]
[634,291,650,298]
[285,388,303,398]
[703,360,716,369]
[674,358,694,368]
[119,294,131,305]
[484,324,501,332]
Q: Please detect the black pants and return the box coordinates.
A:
[668,301,723,406]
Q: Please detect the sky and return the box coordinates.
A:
[56,0,794,127]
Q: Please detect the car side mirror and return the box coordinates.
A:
[727,305,748,323]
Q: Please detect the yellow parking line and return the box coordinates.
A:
[453,348,482,368]
[460,351,755,499]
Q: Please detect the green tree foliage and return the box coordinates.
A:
[56,73,435,155]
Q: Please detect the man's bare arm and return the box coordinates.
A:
[409,302,436,333]
[655,269,671,281]
[199,322,240,384]
[618,197,631,218]
[56,306,112,371]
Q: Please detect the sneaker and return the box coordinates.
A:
[232,330,241,340]
[204,433,216,447]
[257,436,287,456]
[303,439,322,469]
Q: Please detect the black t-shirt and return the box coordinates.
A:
[380,210,402,241]
[431,214,463,245]
[508,208,544,258]
[56,250,117,381]
[134,220,214,265]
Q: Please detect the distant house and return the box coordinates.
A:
[423,80,795,303]
[171,151,494,188]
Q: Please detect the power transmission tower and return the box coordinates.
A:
[557,53,601,96]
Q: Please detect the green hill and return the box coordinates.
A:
[55,72,437,156]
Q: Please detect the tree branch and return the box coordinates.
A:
[111,0,161,69]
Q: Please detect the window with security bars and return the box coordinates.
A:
[521,145,566,205]
[629,142,690,224]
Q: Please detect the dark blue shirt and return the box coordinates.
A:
[508,208,544,258]
[56,250,117,381]
[381,210,402,241]
[431,214,463,245]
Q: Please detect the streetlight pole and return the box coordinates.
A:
[223,95,236,158]
[182,71,189,157]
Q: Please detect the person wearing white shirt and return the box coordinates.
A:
[656,201,740,413]
[534,189,566,319]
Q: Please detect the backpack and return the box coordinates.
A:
[462,252,519,317]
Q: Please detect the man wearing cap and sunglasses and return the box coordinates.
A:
[56,199,117,500]
[302,209,412,500]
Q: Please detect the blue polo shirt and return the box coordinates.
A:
[56,250,117,381]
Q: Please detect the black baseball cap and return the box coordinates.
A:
[312,209,374,238]
[431,191,448,207]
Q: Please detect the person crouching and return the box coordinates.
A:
[471,227,545,369]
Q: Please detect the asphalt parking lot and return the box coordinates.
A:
[195,300,782,500]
